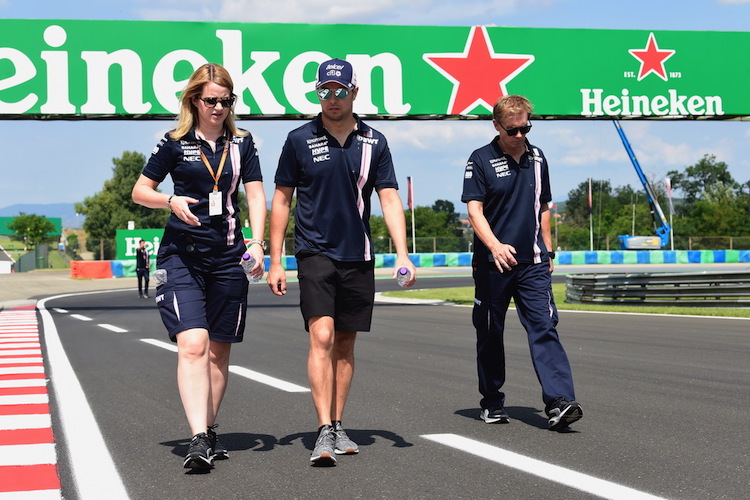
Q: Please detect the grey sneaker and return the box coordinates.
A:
[546,398,583,431]
[207,424,228,460]
[333,421,359,455]
[310,425,336,466]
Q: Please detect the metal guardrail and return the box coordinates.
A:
[566,271,750,307]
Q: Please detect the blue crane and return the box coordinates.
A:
[613,120,671,249]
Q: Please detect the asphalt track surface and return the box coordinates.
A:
[25,274,750,499]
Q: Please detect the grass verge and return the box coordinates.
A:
[382,283,750,318]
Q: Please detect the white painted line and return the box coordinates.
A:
[39,290,129,499]
[0,333,39,338]
[0,413,51,431]
[0,489,62,500]
[53,308,68,313]
[0,366,44,375]
[0,357,42,365]
[99,324,128,333]
[422,434,667,500]
[229,366,310,393]
[140,338,177,352]
[0,349,42,357]
[0,379,47,388]
[69,314,92,321]
[140,338,310,393]
[374,292,450,305]
[0,393,48,405]
[0,443,57,466]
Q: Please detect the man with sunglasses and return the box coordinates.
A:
[461,95,582,432]
[268,58,416,465]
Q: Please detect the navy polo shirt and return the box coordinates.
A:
[142,127,262,249]
[461,137,551,264]
[274,114,398,262]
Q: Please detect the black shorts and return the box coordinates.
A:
[154,240,248,343]
[296,251,375,332]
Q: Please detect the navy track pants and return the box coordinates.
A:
[472,261,576,409]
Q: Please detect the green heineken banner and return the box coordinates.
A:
[116,227,254,260]
[1,20,747,120]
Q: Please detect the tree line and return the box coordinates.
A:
[558,155,750,250]
[9,151,746,259]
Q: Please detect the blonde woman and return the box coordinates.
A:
[132,63,266,469]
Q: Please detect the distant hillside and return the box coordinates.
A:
[0,203,85,229]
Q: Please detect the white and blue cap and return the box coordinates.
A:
[316,58,357,89]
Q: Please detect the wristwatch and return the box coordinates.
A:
[247,239,266,250]
[548,251,556,260]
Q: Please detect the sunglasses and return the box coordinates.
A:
[317,88,351,100]
[502,122,532,136]
[198,95,236,107]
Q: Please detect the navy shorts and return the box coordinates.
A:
[154,240,248,343]
[296,251,375,332]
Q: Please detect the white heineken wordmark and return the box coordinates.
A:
[0,24,411,116]
[581,88,724,117]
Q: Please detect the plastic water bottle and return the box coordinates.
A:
[241,253,262,284]
[396,267,411,287]
[152,269,168,286]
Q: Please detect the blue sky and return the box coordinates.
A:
[1,0,749,214]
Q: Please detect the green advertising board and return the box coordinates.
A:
[1,20,747,120]
[115,229,164,261]
[116,227,254,260]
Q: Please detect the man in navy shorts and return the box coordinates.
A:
[462,95,582,432]
[267,58,416,466]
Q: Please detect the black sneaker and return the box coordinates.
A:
[183,432,215,469]
[546,398,583,431]
[310,425,336,466]
[480,406,510,424]
[207,424,228,460]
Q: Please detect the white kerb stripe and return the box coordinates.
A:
[0,413,52,431]
[0,443,57,466]
[0,490,63,500]
[0,343,40,349]
[0,357,42,364]
[422,434,667,500]
[0,366,44,375]
[0,379,47,388]
[0,393,48,405]
[0,349,42,357]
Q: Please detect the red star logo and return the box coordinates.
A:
[424,27,534,115]
[628,32,675,81]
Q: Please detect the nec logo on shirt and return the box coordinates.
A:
[307,136,330,162]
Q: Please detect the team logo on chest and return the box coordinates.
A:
[490,157,511,178]
[180,140,202,162]
[307,136,330,162]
